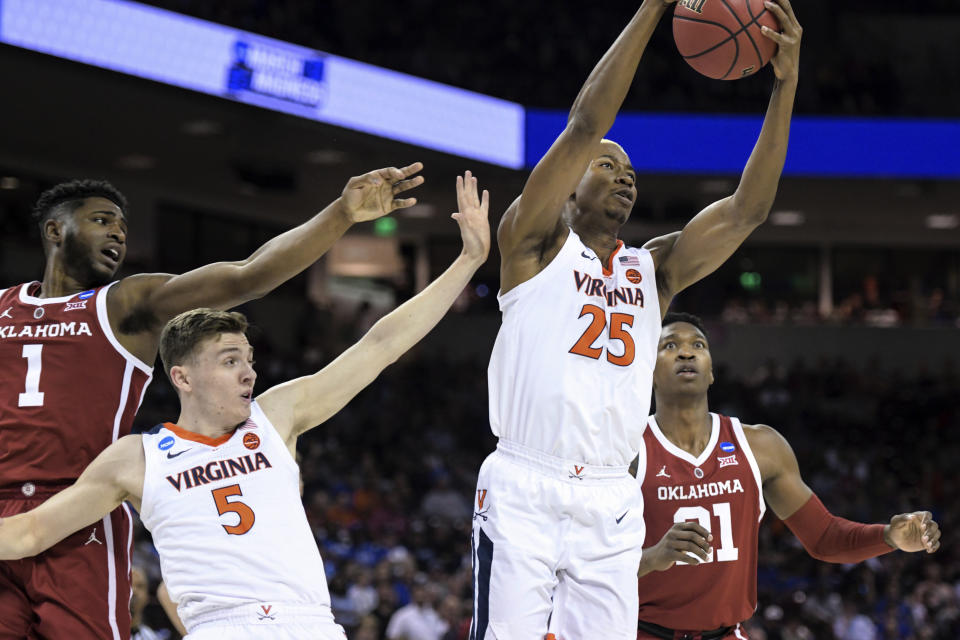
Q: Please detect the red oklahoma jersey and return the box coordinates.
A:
[636,413,765,630]
[0,282,153,489]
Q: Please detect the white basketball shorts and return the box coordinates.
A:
[470,439,645,640]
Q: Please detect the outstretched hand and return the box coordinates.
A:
[638,521,713,576]
[760,0,802,82]
[452,170,491,263]
[886,511,941,554]
[341,162,425,223]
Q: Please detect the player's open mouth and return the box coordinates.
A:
[240,391,252,402]
[101,248,120,263]
[676,366,698,377]
[613,190,633,205]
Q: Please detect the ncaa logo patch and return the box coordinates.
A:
[158,436,175,451]
[720,441,736,453]
[243,433,260,450]
[78,290,96,300]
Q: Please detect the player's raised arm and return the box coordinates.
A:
[0,435,144,560]
[745,423,940,562]
[498,1,672,290]
[650,0,801,312]
[109,163,425,350]
[258,171,491,443]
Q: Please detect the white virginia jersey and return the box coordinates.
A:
[140,402,332,629]
[489,229,661,465]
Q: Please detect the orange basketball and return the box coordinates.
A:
[673,0,780,81]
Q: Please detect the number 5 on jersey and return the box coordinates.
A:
[212,484,256,535]
[569,304,635,366]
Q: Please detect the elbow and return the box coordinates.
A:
[0,520,38,560]
[731,199,771,229]
[365,322,403,367]
[228,263,271,302]
[746,207,770,227]
[21,531,41,559]
[805,546,828,562]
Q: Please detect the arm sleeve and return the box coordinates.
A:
[782,494,895,563]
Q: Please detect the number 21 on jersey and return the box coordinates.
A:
[674,502,739,564]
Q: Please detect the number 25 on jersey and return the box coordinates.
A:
[569,305,635,366]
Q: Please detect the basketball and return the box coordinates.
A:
[673,0,780,80]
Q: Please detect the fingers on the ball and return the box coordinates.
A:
[779,0,800,25]
[766,0,799,34]
[761,26,784,43]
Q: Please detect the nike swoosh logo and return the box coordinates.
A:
[616,510,629,524]
[581,251,597,260]
[167,449,191,459]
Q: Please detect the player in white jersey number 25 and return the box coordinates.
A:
[478,0,803,637]
[0,173,491,640]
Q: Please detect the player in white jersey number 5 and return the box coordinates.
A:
[0,173,491,640]
[478,1,802,638]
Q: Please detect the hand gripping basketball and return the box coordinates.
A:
[759,0,802,82]
[673,0,789,81]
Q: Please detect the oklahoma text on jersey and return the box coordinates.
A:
[0,321,93,339]
[656,479,746,501]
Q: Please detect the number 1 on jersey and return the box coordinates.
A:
[19,344,45,407]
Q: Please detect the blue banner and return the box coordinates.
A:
[525,110,960,178]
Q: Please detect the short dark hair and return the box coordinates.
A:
[31,179,128,226]
[159,309,249,377]
[662,311,707,337]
